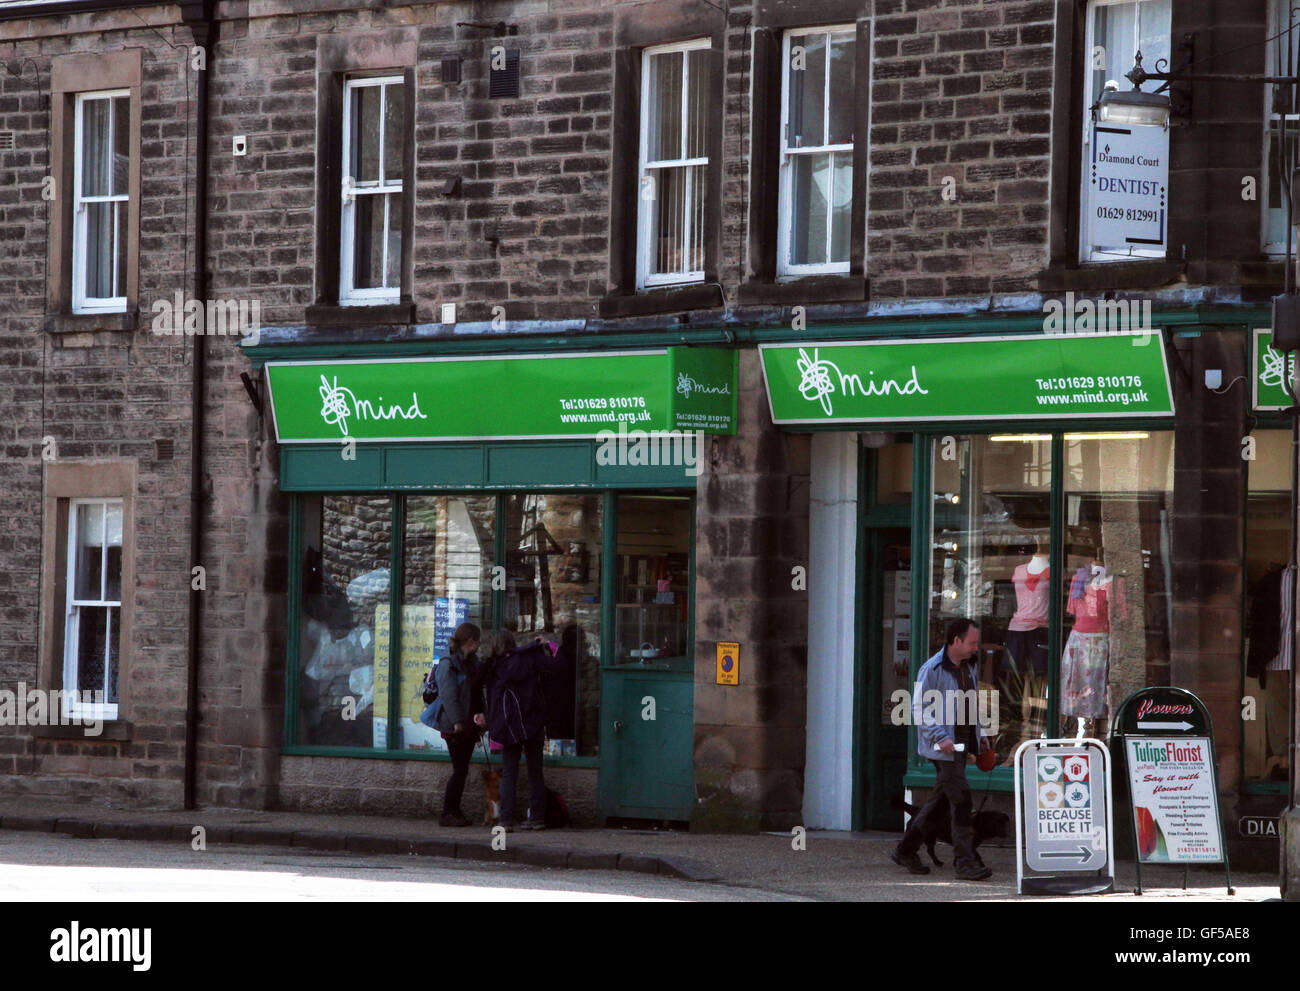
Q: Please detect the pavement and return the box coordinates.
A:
[0,795,1283,901]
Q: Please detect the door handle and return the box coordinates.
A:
[613,719,624,734]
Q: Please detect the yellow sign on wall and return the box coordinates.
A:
[716,642,740,685]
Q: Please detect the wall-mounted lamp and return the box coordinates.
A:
[1098,86,1171,127]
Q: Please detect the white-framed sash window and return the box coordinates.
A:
[341,76,405,305]
[63,499,123,721]
[637,39,710,289]
[1265,0,1299,255]
[778,25,856,277]
[1080,0,1171,262]
[72,91,130,313]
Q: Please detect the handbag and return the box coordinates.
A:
[419,700,441,729]
[421,664,439,705]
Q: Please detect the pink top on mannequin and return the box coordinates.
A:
[1068,570,1126,634]
[1009,560,1050,631]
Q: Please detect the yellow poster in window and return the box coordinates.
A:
[716,642,739,685]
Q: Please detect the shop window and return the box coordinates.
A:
[926,430,1175,763]
[395,496,496,753]
[1059,431,1174,739]
[778,25,855,277]
[930,435,1053,766]
[293,490,686,759]
[637,40,711,289]
[340,76,405,305]
[503,494,603,757]
[1264,0,1298,255]
[62,499,123,720]
[1080,0,1171,262]
[614,495,691,665]
[1244,429,1291,783]
[73,92,130,313]
[298,495,392,747]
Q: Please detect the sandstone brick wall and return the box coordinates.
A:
[0,11,204,806]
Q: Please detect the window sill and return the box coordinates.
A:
[29,720,132,742]
[738,275,868,306]
[305,301,417,328]
[1036,259,1184,294]
[44,310,139,334]
[598,284,724,318]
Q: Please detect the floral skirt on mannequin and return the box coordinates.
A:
[1061,630,1108,719]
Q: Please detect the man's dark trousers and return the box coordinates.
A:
[897,758,978,869]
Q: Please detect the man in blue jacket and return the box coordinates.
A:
[891,617,993,881]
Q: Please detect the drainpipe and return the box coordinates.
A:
[180,0,216,811]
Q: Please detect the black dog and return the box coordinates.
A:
[890,795,1011,868]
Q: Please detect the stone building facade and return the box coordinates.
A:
[0,0,1293,867]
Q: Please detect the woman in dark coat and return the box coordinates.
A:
[433,622,484,827]
[481,630,565,830]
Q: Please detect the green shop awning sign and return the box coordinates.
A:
[1252,328,1296,411]
[760,332,1175,425]
[265,347,738,443]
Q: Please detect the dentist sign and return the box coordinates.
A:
[1088,119,1168,255]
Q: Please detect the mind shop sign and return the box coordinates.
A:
[1088,118,1168,255]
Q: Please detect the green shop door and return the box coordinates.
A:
[598,494,695,822]
[860,439,914,830]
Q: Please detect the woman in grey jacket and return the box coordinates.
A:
[433,622,484,827]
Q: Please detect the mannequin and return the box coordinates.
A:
[1061,548,1126,729]
[1005,535,1050,744]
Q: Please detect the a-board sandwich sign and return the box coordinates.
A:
[1111,687,1233,895]
[1014,738,1115,895]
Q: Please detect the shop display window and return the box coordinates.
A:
[292,490,692,759]
[926,431,1174,767]
[503,494,603,757]
[1243,429,1292,784]
[614,495,691,666]
[298,495,392,748]
[930,435,1052,766]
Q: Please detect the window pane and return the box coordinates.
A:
[789,32,827,148]
[827,33,855,145]
[385,192,402,288]
[84,201,118,300]
[382,83,404,183]
[1090,1,1170,106]
[830,152,853,263]
[931,436,1053,766]
[349,84,382,183]
[298,496,391,747]
[80,98,111,197]
[104,502,123,601]
[503,494,603,757]
[1265,120,1297,246]
[107,606,120,703]
[74,605,109,696]
[646,50,683,162]
[1059,431,1174,741]
[112,96,130,196]
[685,47,709,160]
[396,495,496,754]
[74,502,104,601]
[351,193,385,289]
[647,164,704,278]
[791,152,830,266]
[614,495,691,667]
